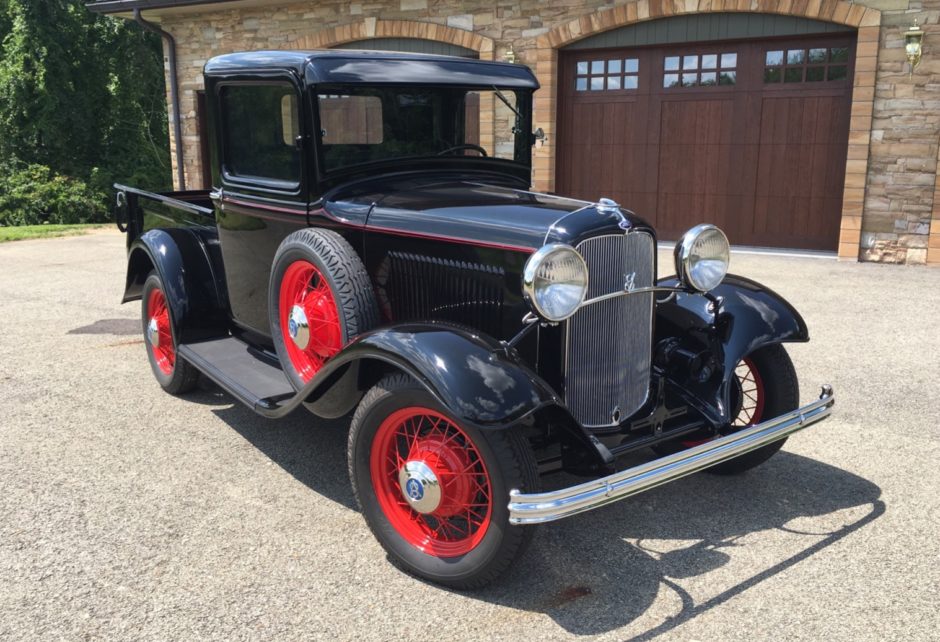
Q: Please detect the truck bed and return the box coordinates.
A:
[115,184,215,248]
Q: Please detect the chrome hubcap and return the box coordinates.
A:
[147,317,160,347]
[288,305,310,350]
[398,460,441,514]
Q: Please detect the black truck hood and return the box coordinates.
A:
[324,173,653,252]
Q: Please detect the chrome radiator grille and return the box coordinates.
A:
[565,232,655,428]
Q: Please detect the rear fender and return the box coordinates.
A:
[656,274,809,425]
[124,228,228,343]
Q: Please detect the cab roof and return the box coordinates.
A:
[204,50,540,89]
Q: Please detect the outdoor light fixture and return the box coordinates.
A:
[504,44,516,64]
[905,20,924,78]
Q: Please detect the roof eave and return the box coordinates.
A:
[86,0,238,14]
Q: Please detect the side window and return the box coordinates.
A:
[220,83,301,186]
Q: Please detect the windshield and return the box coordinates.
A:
[315,86,529,174]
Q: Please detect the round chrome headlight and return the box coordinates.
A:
[523,244,588,322]
[674,224,730,292]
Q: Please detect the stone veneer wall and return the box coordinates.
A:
[156,0,940,265]
[865,0,940,265]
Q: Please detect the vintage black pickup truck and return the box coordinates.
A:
[114,50,834,588]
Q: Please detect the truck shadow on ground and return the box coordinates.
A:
[476,455,883,639]
[199,381,883,639]
[68,318,140,336]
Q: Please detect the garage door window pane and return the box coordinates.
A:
[766,43,851,85]
[830,47,849,63]
[221,84,301,185]
[785,67,803,83]
[573,57,638,93]
[808,48,827,63]
[663,50,736,89]
[764,67,782,83]
[806,66,825,82]
[828,65,847,81]
[787,49,805,65]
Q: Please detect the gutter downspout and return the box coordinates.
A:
[134,9,185,190]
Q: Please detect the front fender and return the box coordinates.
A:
[340,324,561,427]
[286,324,610,471]
[656,274,809,425]
[124,228,227,343]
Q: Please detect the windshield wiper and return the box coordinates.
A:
[491,86,523,120]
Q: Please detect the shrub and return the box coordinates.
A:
[0,163,108,226]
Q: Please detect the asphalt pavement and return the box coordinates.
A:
[0,229,938,640]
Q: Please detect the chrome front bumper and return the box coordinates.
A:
[508,385,835,525]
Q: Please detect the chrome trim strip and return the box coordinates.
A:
[580,285,683,308]
[508,385,835,525]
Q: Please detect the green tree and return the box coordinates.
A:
[0,0,169,224]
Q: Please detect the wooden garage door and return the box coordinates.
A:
[556,34,856,251]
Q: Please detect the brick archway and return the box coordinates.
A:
[287,18,495,60]
[533,2,881,259]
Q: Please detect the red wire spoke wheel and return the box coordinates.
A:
[140,272,198,395]
[654,344,799,475]
[269,228,378,394]
[145,287,175,375]
[370,407,493,558]
[731,356,765,427]
[349,374,539,588]
[680,356,765,448]
[278,260,342,382]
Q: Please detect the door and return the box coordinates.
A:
[556,34,856,251]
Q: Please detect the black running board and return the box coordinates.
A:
[178,337,296,413]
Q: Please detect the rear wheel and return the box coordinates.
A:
[348,374,539,589]
[653,343,799,475]
[141,272,199,394]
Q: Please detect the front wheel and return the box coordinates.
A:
[653,343,799,475]
[348,374,539,589]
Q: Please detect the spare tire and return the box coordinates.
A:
[269,228,378,391]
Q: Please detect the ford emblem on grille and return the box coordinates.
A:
[624,271,637,292]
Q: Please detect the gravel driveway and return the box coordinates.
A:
[1,229,938,641]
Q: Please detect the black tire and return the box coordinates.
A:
[269,228,378,389]
[141,272,200,395]
[653,343,799,475]
[348,373,540,589]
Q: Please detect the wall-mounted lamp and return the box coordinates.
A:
[503,45,516,64]
[904,20,924,78]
